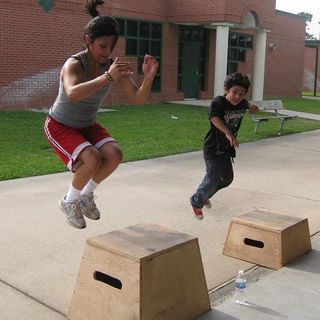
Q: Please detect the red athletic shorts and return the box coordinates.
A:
[44,116,116,172]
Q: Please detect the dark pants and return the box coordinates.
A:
[190,154,234,209]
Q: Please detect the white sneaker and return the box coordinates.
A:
[80,192,100,220]
[59,197,86,229]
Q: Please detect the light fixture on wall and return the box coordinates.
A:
[269,42,276,50]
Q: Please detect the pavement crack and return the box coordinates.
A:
[0,278,67,317]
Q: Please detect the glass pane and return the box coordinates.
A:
[152,75,161,91]
[151,23,162,39]
[227,62,238,74]
[245,35,253,48]
[228,48,237,61]
[126,38,137,55]
[139,39,149,55]
[140,21,150,38]
[151,41,161,56]
[238,48,245,62]
[239,34,245,48]
[229,33,238,46]
[137,56,144,75]
[127,20,138,37]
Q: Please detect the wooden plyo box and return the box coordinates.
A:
[68,223,211,320]
[223,211,311,269]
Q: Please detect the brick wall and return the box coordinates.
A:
[0,0,88,109]
[264,11,306,97]
[168,0,276,29]
[0,0,172,110]
[0,0,307,110]
[303,47,320,91]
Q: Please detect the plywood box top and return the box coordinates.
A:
[232,210,307,232]
[87,223,197,261]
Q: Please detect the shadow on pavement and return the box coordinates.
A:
[286,249,320,274]
[197,309,239,320]
[241,301,288,318]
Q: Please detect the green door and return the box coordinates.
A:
[182,42,200,99]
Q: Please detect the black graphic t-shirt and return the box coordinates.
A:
[203,95,249,159]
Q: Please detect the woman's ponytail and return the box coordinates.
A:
[85,0,104,18]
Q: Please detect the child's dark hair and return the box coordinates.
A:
[224,72,251,92]
[84,0,119,45]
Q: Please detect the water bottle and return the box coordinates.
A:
[235,270,247,305]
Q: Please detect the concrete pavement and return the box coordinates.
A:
[199,232,320,320]
[1,129,320,319]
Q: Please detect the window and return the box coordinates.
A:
[228,32,253,49]
[139,39,149,55]
[227,32,253,71]
[227,62,238,74]
[127,20,138,37]
[126,39,137,55]
[115,18,162,92]
[140,22,150,38]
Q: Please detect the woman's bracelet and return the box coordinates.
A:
[105,71,113,82]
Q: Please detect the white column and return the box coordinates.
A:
[214,25,230,97]
[252,30,267,101]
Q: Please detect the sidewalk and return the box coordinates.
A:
[199,232,320,320]
[0,129,320,319]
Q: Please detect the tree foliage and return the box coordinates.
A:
[298,12,317,40]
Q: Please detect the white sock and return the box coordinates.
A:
[81,179,99,196]
[65,184,82,203]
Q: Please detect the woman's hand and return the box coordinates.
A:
[142,54,159,80]
[107,57,133,81]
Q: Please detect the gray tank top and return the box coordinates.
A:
[49,51,112,128]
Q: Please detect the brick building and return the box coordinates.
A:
[303,40,320,94]
[0,0,306,110]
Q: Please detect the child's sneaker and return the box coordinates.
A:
[59,197,86,229]
[192,206,204,220]
[80,192,100,220]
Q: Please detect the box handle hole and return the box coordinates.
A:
[244,238,264,248]
[93,271,122,290]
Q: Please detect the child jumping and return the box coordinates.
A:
[190,72,258,219]
[44,0,158,229]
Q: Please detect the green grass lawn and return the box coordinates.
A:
[302,91,320,97]
[282,97,320,114]
[1,100,320,181]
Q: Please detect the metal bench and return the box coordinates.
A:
[249,100,296,135]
